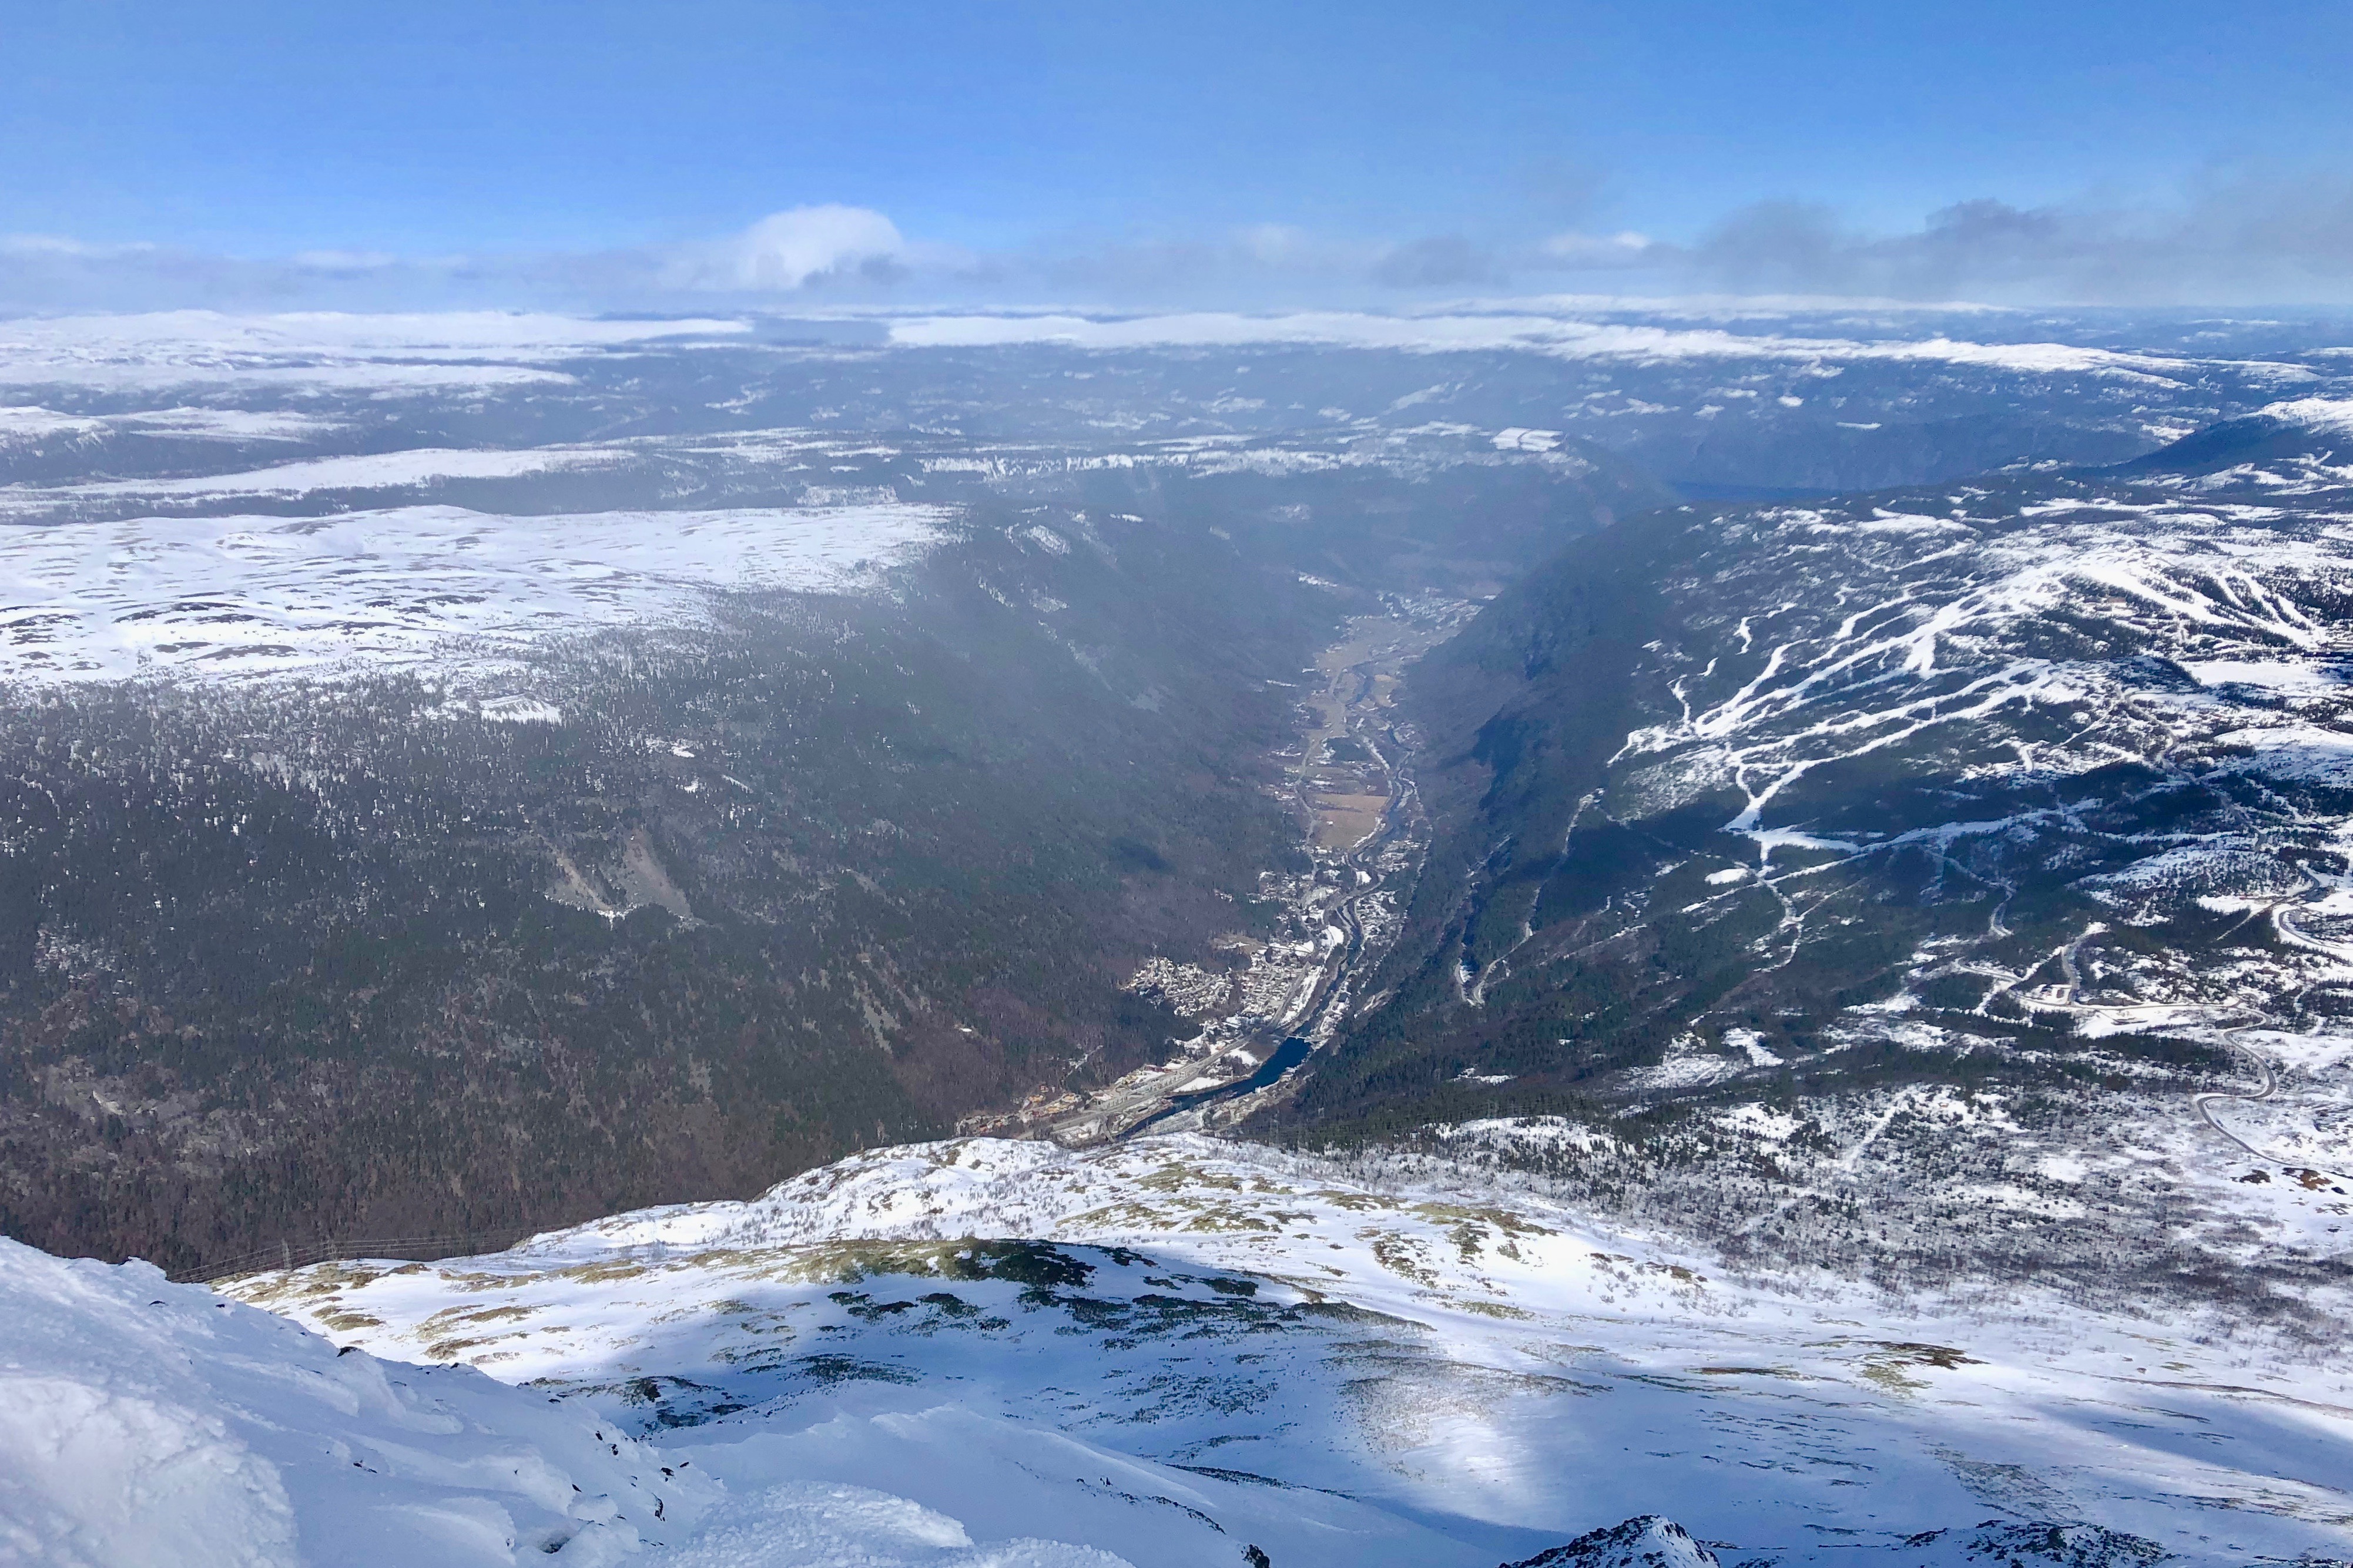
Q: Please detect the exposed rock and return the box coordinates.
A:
[1504,1515,1720,1568]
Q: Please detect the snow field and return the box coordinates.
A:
[220,1135,2353,1567]
[880,310,2270,384]
[0,501,949,683]
[0,311,751,394]
[0,405,350,446]
[0,445,636,511]
[0,1236,698,1567]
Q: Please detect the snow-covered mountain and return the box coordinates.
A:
[18,1131,2321,1567]
[1256,401,2353,1301]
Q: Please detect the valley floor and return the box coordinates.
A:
[1002,597,1467,1146]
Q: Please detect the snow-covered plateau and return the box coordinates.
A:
[9,1134,2347,1568]
[0,311,753,394]
[0,307,2341,689]
[0,502,947,682]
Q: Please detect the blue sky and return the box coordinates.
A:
[5,0,2352,308]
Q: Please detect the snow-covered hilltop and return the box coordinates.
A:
[175,1134,2353,1568]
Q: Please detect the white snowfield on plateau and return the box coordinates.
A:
[881,308,2298,381]
[131,1133,2349,1568]
[2261,397,2353,437]
[0,404,349,445]
[0,444,636,511]
[6,301,2301,388]
[0,310,753,392]
[0,501,948,683]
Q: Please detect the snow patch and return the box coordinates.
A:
[2,445,632,512]
[2260,397,2353,438]
[0,1235,693,1567]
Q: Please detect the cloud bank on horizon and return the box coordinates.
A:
[12,174,2353,317]
[5,1,2352,314]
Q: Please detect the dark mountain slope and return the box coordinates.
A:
[2113,403,2351,476]
[1267,435,2353,1152]
[0,509,1330,1270]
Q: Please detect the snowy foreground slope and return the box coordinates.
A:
[142,1134,2353,1568]
[0,1226,1135,1568]
[0,1235,703,1567]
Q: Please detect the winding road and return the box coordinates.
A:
[2191,1024,2286,1165]
[2189,1021,2350,1182]
[2024,912,2347,1180]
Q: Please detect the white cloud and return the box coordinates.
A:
[0,234,160,259]
[1540,230,1654,266]
[1678,174,2353,305]
[1238,223,1314,266]
[290,249,403,270]
[675,204,907,292]
[1369,235,1501,288]
[12,169,2353,314]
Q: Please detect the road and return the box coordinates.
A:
[2185,1022,2345,1179]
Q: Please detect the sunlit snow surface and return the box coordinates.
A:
[0,310,752,392]
[0,503,947,682]
[0,404,350,445]
[0,1235,699,1567]
[219,1134,2353,1568]
[4,444,637,505]
[0,1229,1145,1568]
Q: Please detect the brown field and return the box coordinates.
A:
[1289,606,1469,849]
[1310,791,1390,850]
